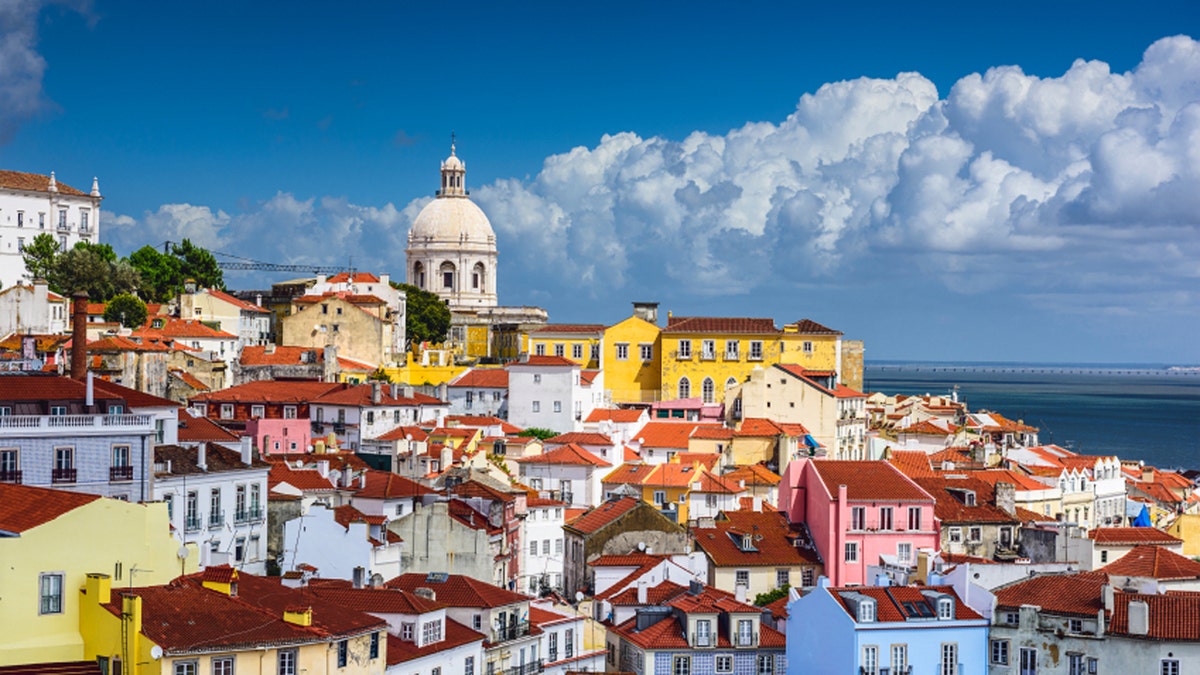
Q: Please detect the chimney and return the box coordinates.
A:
[371,381,382,405]
[255,293,263,307]
[352,566,366,589]
[753,496,763,513]
[318,460,330,478]
[631,302,659,325]
[995,482,1016,516]
[1127,599,1149,636]
[71,291,89,380]
[637,580,647,604]
[403,385,414,399]
[735,583,747,603]
[265,343,276,355]
[1141,467,1154,483]
[1096,607,1106,637]
[282,606,313,626]
[414,587,436,601]
[1102,584,1114,612]
[197,443,207,470]
[86,371,94,407]
[86,572,112,605]
[240,436,253,465]
[322,345,338,383]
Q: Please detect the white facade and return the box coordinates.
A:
[508,358,599,433]
[405,144,499,312]
[0,171,102,289]
[516,456,605,510]
[520,500,567,595]
[281,504,403,580]
[0,280,67,336]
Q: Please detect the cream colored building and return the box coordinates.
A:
[729,364,867,460]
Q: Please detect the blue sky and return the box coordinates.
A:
[3,1,1199,364]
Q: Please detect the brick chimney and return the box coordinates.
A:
[71,291,89,380]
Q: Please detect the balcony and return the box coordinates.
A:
[51,468,77,484]
[723,352,740,362]
[501,660,543,675]
[0,469,22,484]
[690,632,714,648]
[734,632,757,648]
[491,620,531,644]
[0,414,153,436]
[109,465,134,482]
[235,507,264,524]
[670,350,692,361]
[209,510,225,529]
[699,352,716,362]
[184,515,202,532]
[866,668,913,675]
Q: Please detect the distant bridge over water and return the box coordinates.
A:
[868,365,1200,377]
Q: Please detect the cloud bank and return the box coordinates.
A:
[108,37,1200,323]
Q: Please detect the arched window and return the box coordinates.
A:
[440,261,456,290]
[678,377,691,399]
[473,262,485,290]
[725,377,738,391]
[413,262,425,289]
[701,377,715,404]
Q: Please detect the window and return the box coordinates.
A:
[879,507,894,530]
[112,444,130,467]
[53,447,74,483]
[678,339,692,358]
[39,572,64,614]
[678,377,691,399]
[897,542,912,564]
[1068,654,1087,675]
[851,507,865,530]
[212,657,233,675]
[16,211,23,227]
[422,619,442,643]
[862,645,878,675]
[749,340,763,360]
[938,598,953,620]
[220,404,234,419]
[891,644,908,672]
[1018,648,1038,675]
[1100,550,1108,563]
[907,507,922,530]
[653,490,666,505]
[803,340,813,353]
[715,655,733,673]
[736,569,750,587]
[701,377,715,403]
[859,599,875,622]
[532,401,540,413]
[401,622,414,640]
[50,405,66,416]
[673,656,691,675]
[532,373,542,384]
[17,237,24,251]
[39,212,45,228]
[941,643,958,675]
[590,343,600,361]
[543,539,551,555]
[845,541,859,563]
[555,539,563,554]
[174,662,197,675]
[554,343,564,357]
[615,343,629,360]
[776,568,789,588]
[553,401,562,413]
[756,654,774,674]
[464,657,475,675]
[251,405,265,419]
[639,343,653,361]
[948,526,962,543]
[58,209,67,227]
[572,343,583,360]
[337,640,347,667]
[1004,611,1019,625]
[1069,618,1083,633]
[369,632,380,659]
[968,526,982,542]
[80,211,89,231]
[700,339,715,360]
[443,271,454,288]
[535,343,545,356]
[802,568,814,587]
[736,619,753,646]
[530,540,538,555]
[278,649,297,675]
[695,619,711,646]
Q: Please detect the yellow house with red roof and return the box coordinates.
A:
[602,309,662,404]
[523,323,606,369]
[0,484,194,666]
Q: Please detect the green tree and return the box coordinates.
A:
[171,239,225,291]
[522,427,559,441]
[754,584,789,607]
[128,245,181,302]
[392,282,451,346]
[21,233,60,281]
[46,247,140,301]
[73,240,118,263]
[104,293,148,328]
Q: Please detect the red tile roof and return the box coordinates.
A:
[385,573,530,608]
[912,475,1018,525]
[384,618,486,665]
[674,453,721,470]
[356,470,436,499]
[373,425,430,442]
[608,582,787,649]
[635,421,716,449]
[775,364,865,398]
[785,318,842,335]
[546,432,613,446]
[736,418,783,436]
[0,170,88,196]
[967,468,1052,493]
[326,272,381,284]
[887,450,936,478]
[809,460,935,502]
[134,318,237,340]
[88,335,171,352]
[169,369,210,392]
[239,345,328,366]
[205,288,271,313]
[723,463,782,487]
[602,463,654,486]
[268,463,337,492]
[449,368,509,388]
[517,443,611,467]
[312,383,443,407]
[0,483,100,532]
[589,552,666,568]
[1097,545,1200,580]
[994,572,1110,616]
[663,316,779,334]
[0,661,102,675]
[1108,591,1200,640]
[90,378,180,409]
[693,510,822,566]
[155,443,271,476]
[532,324,606,334]
[584,408,646,423]
[565,497,641,534]
[513,355,577,367]
[689,426,735,441]
[177,414,240,442]
[830,585,983,623]
[1088,527,1182,546]
[192,380,342,404]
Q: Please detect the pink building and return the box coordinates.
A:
[780,459,938,585]
[244,417,312,455]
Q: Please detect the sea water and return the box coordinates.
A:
[864,362,1200,471]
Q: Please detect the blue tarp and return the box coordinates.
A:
[1132,504,1152,527]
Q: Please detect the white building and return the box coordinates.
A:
[310,381,449,451]
[178,286,273,350]
[520,496,568,595]
[446,367,509,417]
[0,280,68,336]
[512,443,610,509]
[152,441,271,574]
[281,503,404,581]
[0,170,102,289]
[508,355,601,433]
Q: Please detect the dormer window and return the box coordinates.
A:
[938,598,953,620]
[695,619,712,647]
[859,600,875,622]
[742,534,753,550]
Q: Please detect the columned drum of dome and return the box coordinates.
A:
[405,143,499,312]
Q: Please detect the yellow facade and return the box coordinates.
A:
[0,497,195,666]
[1166,514,1200,557]
[602,316,661,403]
[465,324,491,359]
[778,327,841,373]
[385,351,467,387]
[281,296,394,368]
[659,330,781,405]
[522,330,604,369]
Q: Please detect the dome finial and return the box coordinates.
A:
[450,130,456,157]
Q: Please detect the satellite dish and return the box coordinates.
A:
[575,591,584,602]
[637,542,646,551]
[150,645,163,660]
[177,546,190,560]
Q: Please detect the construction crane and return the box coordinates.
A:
[161,241,350,275]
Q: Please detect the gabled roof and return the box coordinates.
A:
[829,584,982,623]
[775,365,865,398]
[635,421,716,449]
[0,483,100,533]
[1109,591,1200,640]
[662,316,779,334]
[512,355,577,367]
[326,272,381,284]
[887,450,936,478]
[964,468,1052,493]
[91,377,179,409]
[385,573,530,609]
[0,170,88,196]
[546,432,613,446]
[531,323,606,334]
[736,418,783,436]
[169,369,210,392]
[913,475,1018,525]
[177,414,240,442]
[809,460,934,502]
[155,444,271,476]
[307,585,441,614]
[565,497,641,534]
[1088,527,1182,546]
[448,368,509,388]
[312,384,443,407]
[693,510,821,566]
[584,408,646,423]
[994,572,1110,616]
[724,463,782,487]
[1096,545,1200,580]
[608,582,787,649]
[384,619,486,665]
[191,380,343,404]
[268,463,337,493]
[356,470,436,499]
[516,443,610,467]
[205,288,271,313]
[88,335,171,353]
[134,318,237,340]
[602,463,653,486]
[688,426,735,441]
[373,425,430,442]
[785,318,842,335]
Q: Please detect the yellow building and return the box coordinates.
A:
[282,292,397,368]
[778,319,845,377]
[0,484,194,666]
[523,324,606,369]
[80,568,387,675]
[602,305,662,404]
[659,315,783,405]
[1166,513,1200,557]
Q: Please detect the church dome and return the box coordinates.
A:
[410,196,495,242]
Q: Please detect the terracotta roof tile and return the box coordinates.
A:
[385,573,530,609]
[177,414,240,442]
[584,408,646,423]
[546,432,613,446]
[516,443,610,467]
[326,272,381,284]
[449,368,509,388]
[913,475,1018,525]
[192,380,342,404]
[1088,527,1182,546]
[693,510,821,566]
[810,460,935,502]
[663,316,779,334]
[635,421,717,449]
[994,572,1110,616]
[723,463,782,487]
[688,426,735,441]
[565,497,641,534]
[887,450,937,478]
[513,355,577,367]
[205,288,271,313]
[1109,591,1200,640]
[374,425,430,442]
[134,318,237,340]
[384,619,486,665]
[1097,545,1200,580]
[735,418,783,436]
[0,483,100,532]
[356,470,436,499]
[0,170,88,196]
[155,443,270,476]
[532,324,606,334]
[313,383,443,407]
[785,318,842,335]
[830,585,983,622]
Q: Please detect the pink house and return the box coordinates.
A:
[244,417,312,455]
[780,459,938,585]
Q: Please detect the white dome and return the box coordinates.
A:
[442,154,463,170]
[410,196,495,242]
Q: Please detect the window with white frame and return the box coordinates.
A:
[897,542,912,564]
[678,339,692,359]
[701,339,715,360]
[1160,661,1179,675]
[845,541,858,563]
[572,343,583,360]
[802,340,813,353]
[695,619,711,646]
[39,572,64,614]
[554,343,565,357]
[251,405,265,418]
[736,569,750,587]
[907,507,922,530]
[553,401,562,413]
[858,599,875,622]
[756,654,773,674]
[715,655,733,673]
[938,598,953,620]
[278,649,297,675]
[615,343,629,360]
[968,526,982,542]
[701,377,715,403]
[283,405,297,419]
[673,656,691,675]
[948,526,962,543]
[749,340,763,360]
[851,507,865,530]
[639,343,653,361]
[535,343,546,356]
[212,656,234,675]
[532,401,540,413]
[1067,654,1086,675]
[421,619,441,643]
[653,490,666,505]
[173,662,197,675]
[862,645,878,675]
[940,643,958,675]
[879,507,894,530]
[678,377,691,399]
[220,404,234,419]
[776,568,789,588]
[891,644,908,671]
[724,340,739,360]
[736,619,753,646]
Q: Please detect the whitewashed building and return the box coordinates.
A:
[0,170,102,288]
[508,355,602,434]
[310,381,448,451]
[520,496,568,596]
[0,280,68,336]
